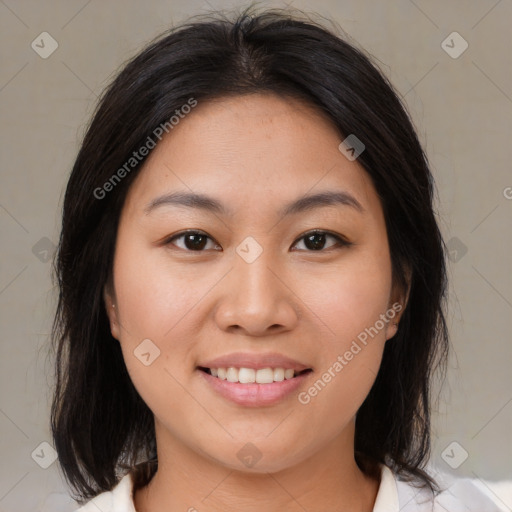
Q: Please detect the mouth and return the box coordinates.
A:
[197,366,313,407]
[197,366,313,384]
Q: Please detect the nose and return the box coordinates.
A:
[214,250,299,337]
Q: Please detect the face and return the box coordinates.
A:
[105,93,405,473]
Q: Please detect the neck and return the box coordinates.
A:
[134,423,380,512]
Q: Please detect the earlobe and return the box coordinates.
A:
[103,286,120,340]
[386,266,411,341]
[385,321,399,341]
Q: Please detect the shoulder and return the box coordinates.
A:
[392,464,512,512]
[74,472,135,512]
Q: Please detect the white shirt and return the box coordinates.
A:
[74,464,512,511]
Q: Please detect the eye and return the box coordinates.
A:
[291,230,351,252]
[163,229,351,252]
[164,230,221,251]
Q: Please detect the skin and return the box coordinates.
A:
[104,93,408,512]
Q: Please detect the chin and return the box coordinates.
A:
[201,439,309,475]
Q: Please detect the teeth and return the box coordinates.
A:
[226,367,238,383]
[208,367,302,384]
[238,368,256,383]
[273,368,285,381]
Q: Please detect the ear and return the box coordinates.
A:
[103,283,121,340]
[385,265,412,341]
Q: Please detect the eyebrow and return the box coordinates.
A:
[144,190,364,217]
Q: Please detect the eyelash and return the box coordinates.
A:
[163,229,352,253]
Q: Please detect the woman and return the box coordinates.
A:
[50,6,511,511]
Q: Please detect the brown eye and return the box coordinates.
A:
[165,230,220,251]
[292,230,351,251]
[164,229,350,253]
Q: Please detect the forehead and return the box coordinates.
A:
[122,93,378,218]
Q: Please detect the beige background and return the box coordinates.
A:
[0,0,511,510]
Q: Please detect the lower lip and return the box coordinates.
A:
[197,369,312,407]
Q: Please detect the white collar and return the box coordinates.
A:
[372,464,400,511]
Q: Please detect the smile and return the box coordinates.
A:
[197,367,313,407]
[198,366,312,384]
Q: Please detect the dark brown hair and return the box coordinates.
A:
[51,5,449,502]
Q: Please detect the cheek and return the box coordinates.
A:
[112,254,197,427]
[295,250,392,409]
[111,238,234,416]
[299,250,393,344]
[112,239,208,340]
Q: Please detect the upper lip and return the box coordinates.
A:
[198,352,312,372]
